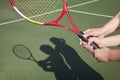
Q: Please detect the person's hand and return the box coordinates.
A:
[88,37,105,48]
[79,39,94,53]
[83,27,107,38]
[80,39,110,62]
[79,27,110,53]
[93,47,110,62]
[79,39,110,62]
[79,27,105,52]
[79,37,104,53]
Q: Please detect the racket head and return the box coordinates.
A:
[9,0,64,24]
[9,0,80,34]
[12,44,33,60]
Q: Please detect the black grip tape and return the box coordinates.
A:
[78,32,99,49]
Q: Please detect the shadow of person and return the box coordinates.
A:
[50,37,104,80]
[38,45,77,80]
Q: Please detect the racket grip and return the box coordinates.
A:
[78,32,99,49]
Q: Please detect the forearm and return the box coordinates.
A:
[101,34,120,47]
[108,49,120,61]
[102,11,120,35]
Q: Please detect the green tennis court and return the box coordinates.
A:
[0,0,120,80]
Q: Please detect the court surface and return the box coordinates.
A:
[0,0,120,80]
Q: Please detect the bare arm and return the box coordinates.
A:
[79,11,120,62]
[88,34,120,47]
[84,11,120,38]
[102,11,120,35]
[94,48,120,62]
[108,49,120,61]
[100,34,120,47]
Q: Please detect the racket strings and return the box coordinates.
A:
[43,0,63,22]
[34,0,62,22]
[13,0,63,22]
[36,0,63,22]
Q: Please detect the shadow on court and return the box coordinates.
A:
[38,37,104,80]
[12,38,104,80]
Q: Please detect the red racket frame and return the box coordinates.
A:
[9,0,99,49]
[45,0,80,35]
[45,0,99,49]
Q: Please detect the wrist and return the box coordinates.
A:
[106,50,112,61]
[108,49,120,61]
[101,26,114,36]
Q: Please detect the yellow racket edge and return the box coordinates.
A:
[26,18,44,25]
[13,6,44,25]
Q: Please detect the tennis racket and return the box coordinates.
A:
[12,44,37,62]
[9,0,99,49]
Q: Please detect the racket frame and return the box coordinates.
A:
[9,0,99,49]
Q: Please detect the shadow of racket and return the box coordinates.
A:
[12,44,38,63]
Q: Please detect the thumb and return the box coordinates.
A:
[84,29,95,37]
[88,37,103,48]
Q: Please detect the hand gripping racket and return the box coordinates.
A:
[9,0,99,49]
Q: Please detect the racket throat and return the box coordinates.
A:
[45,22,70,30]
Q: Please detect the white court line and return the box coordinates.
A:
[68,0,99,8]
[0,18,25,26]
[69,9,113,18]
[0,0,100,26]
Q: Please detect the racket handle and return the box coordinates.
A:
[78,32,99,49]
